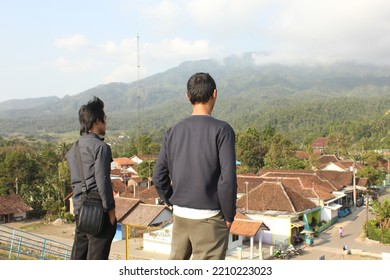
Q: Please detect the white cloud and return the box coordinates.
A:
[54,34,89,51]
[102,37,212,83]
[100,38,138,59]
[53,56,100,74]
[103,64,136,84]
[146,38,211,60]
[186,0,267,27]
[144,0,179,20]
[101,41,118,55]
[257,0,390,65]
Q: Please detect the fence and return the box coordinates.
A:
[0,224,72,260]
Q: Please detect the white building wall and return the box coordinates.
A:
[227,234,243,250]
[246,214,291,246]
[13,212,27,221]
[143,226,172,255]
[321,208,332,221]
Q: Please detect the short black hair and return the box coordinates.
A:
[186,72,216,104]
[78,96,105,135]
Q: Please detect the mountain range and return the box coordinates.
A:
[1,52,390,145]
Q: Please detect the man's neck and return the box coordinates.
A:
[191,103,213,116]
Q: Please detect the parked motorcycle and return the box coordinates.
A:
[273,248,292,259]
[286,244,303,256]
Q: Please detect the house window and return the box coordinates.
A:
[232,234,239,242]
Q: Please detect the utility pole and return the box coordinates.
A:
[15,177,18,194]
[245,181,249,212]
[136,34,141,155]
[365,194,369,236]
[353,160,357,207]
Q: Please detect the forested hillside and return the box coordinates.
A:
[1,53,389,148]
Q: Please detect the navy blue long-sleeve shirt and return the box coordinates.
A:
[152,115,237,222]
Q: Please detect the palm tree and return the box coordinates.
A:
[57,142,72,160]
[370,198,390,243]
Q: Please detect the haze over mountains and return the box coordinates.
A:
[1,53,390,144]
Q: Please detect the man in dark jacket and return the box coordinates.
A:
[66,96,116,260]
[153,73,237,260]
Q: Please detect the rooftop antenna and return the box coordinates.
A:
[136,34,141,154]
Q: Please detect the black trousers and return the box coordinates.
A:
[71,213,117,260]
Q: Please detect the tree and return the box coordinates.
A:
[137,160,156,181]
[361,151,384,169]
[327,132,352,157]
[370,198,390,243]
[236,127,267,173]
[358,166,386,186]
[57,142,72,161]
[264,133,306,169]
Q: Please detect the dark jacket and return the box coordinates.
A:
[152,115,237,222]
[66,133,115,215]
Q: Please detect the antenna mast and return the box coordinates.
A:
[137,34,141,154]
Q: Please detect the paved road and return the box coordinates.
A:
[291,192,390,260]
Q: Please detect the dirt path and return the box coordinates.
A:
[5,219,75,241]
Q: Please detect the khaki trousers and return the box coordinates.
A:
[169,212,229,260]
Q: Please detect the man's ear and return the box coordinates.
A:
[186,92,190,101]
[212,89,217,99]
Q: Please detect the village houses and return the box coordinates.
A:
[0,148,378,259]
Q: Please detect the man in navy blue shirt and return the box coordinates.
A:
[153,73,237,260]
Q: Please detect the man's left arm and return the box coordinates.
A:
[95,144,116,214]
[217,128,238,224]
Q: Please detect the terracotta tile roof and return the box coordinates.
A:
[279,178,318,198]
[111,178,127,193]
[339,161,365,170]
[114,197,140,221]
[121,186,146,198]
[356,177,369,187]
[113,157,136,165]
[323,160,365,171]
[239,168,364,205]
[119,192,137,199]
[316,170,353,188]
[121,204,170,226]
[311,185,335,201]
[135,186,160,205]
[237,182,317,213]
[0,194,33,215]
[257,169,313,176]
[318,155,341,165]
[238,172,335,201]
[295,150,310,160]
[259,170,340,192]
[230,218,269,236]
[138,154,158,161]
[311,137,328,148]
[237,175,266,193]
[110,168,123,176]
[129,177,144,184]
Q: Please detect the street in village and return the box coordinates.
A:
[108,192,390,261]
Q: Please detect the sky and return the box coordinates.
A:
[1,0,390,102]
